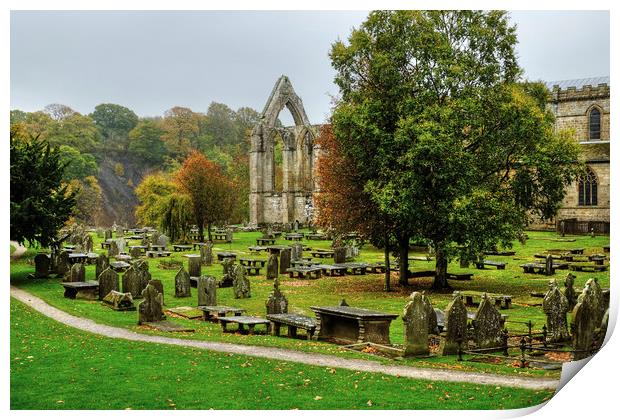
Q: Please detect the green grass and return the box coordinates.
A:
[11,229,609,379]
[10,244,16,255]
[10,298,555,410]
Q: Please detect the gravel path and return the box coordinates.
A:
[11,286,560,391]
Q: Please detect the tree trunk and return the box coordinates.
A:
[198,223,204,243]
[398,234,409,286]
[432,247,450,290]
[207,223,212,242]
[383,230,391,292]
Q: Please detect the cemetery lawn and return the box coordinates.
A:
[10,230,609,380]
[10,298,554,410]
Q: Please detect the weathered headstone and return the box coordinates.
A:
[279,248,291,274]
[157,234,169,250]
[225,230,233,243]
[266,254,279,280]
[150,231,160,244]
[587,278,605,326]
[104,229,112,240]
[333,247,346,264]
[55,250,70,277]
[122,266,142,298]
[200,242,213,266]
[572,281,600,358]
[219,258,235,287]
[130,247,142,259]
[545,254,554,275]
[422,293,439,334]
[197,276,217,306]
[109,240,119,257]
[102,290,135,311]
[473,294,504,350]
[174,267,192,298]
[543,279,569,342]
[138,283,165,324]
[291,243,303,261]
[98,267,119,300]
[116,239,126,255]
[232,264,251,299]
[402,292,430,356]
[69,263,85,283]
[34,253,50,278]
[188,255,202,278]
[440,292,468,356]
[136,263,152,294]
[83,235,93,253]
[149,279,165,304]
[564,273,577,311]
[265,277,288,314]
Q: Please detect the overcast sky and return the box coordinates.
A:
[10,10,610,124]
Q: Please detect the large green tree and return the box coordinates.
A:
[10,127,77,247]
[58,145,99,182]
[128,120,167,165]
[91,103,139,150]
[330,10,581,290]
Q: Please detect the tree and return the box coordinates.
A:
[160,107,205,157]
[314,124,397,291]
[91,103,139,150]
[43,103,77,121]
[10,127,77,247]
[330,10,581,290]
[58,145,99,182]
[176,151,235,242]
[45,113,100,152]
[67,176,104,225]
[204,102,238,147]
[127,120,167,165]
[134,172,177,228]
[160,193,194,243]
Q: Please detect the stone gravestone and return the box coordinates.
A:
[232,264,251,299]
[402,292,430,357]
[225,229,233,243]
[422,293,439,334]
[95,254,110,279]
[219,258,235,287]
[116,239,126,255]
[174,267,192,298]
[55,250,70,277]
[109,240,119,257]
[149,279,165,304]
[266,254,279,280]
[34,253,50,278]
[102,290,135,311]
[83,235,93,253]
[472,294,504,350]
[564,273,577,311]
[130,247,142,259]
[157,234,169,250]
[122,266,141,298]
[545,254,554,275]
[279,248,291,275]
[572,281,600,358]
[136,262,152,294]
[200,242,213,266]
[197,276,217,306]
[138,283,165,324]
[98,267,119,300]
[265,277,288,314]
[587,278,605,327]
[543,279,569,342]
[69,263,85,283]
[104,229,112,240]
[150,231,160,244]
[333,247,346,264]
[188,256,202,278]
[440,292,468,356]
[291,243,303,261]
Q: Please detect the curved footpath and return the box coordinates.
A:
[10,286,559,391]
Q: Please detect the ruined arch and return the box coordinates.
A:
[249,76,319,225]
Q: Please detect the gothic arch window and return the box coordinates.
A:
[589,107,601,140]
[578,167,598,206]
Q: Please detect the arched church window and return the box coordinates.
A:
[589,108,601,140]
[578,167,598,206]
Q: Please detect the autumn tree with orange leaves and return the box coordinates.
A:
[176,151,236,242]
[314,125,398,291]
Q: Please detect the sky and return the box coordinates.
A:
[10,10,610,124]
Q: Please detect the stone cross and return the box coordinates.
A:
[197,276,217,306]
[232,264,251,299]
[265,277,288,314]
[564,273,577,311]
[188,256,202,278]
[98,267,119,300]
[440,292,468,355]
[402,292,430,357]
[69,263,85,283]
[200,242,213,266]
[266,254,279,280]
[138,283,165,324]
[34,253,50,278]
[174,267,191,298]
[472,294,504,349]
[543,279,569,342]
[279,248,291,274]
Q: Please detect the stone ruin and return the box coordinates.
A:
[543,279,569,342]
[265,277,288,314]
[232,265,251,299]
[249,75,319,225]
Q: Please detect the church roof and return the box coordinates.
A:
[545,76,610,91]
